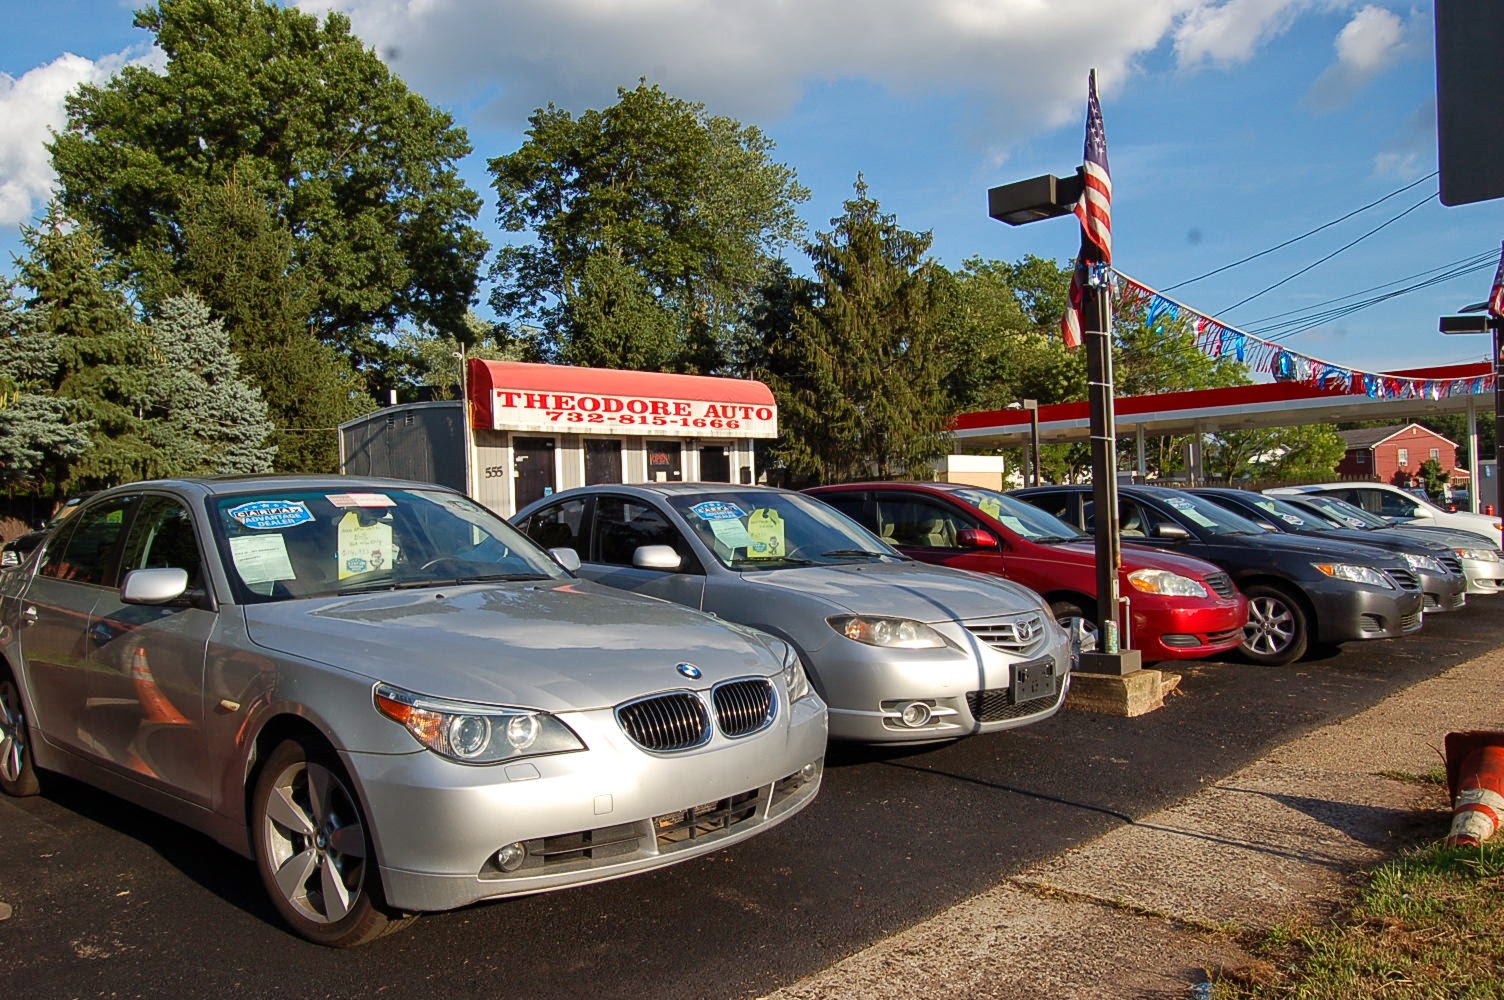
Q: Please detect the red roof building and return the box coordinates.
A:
[1335,423,1461,486]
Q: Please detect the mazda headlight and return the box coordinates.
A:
[828,615,950,649]
[374,683,584,763]
[780,644,813,701]
[1127,568,1207,598]
[1312,563,1394,588]
[1400,552,1445,574]
[1458,547,1501,564]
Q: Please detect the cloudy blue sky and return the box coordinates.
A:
[2,1,1500,375]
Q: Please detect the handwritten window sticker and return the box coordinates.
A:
[337,511,399,579]
[230,534,295,585]
[999,515,1029,535]
[228,500,315,531]
[746,508,786,559]
[326,492,397,508]
[978,497,1003,519]
[709,517,753,549]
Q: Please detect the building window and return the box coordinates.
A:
[1356,451,1367,465]
[1397,448,1408,467]
[1430,447,1440,462]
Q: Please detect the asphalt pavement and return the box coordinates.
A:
[3,601,1502,1000]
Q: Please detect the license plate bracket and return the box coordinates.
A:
[1011,657,1056,704]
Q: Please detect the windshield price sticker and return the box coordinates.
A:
[1280,513,1304,525]
[327,492,396,508]
[228,500,315,531]
[690,501,747,521]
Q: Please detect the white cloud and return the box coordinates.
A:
[1172,0,1314,69]
[1305,5,1414,111]
[0,48,154,227]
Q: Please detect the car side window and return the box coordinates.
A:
[1326,488,1372,514]
[1372,490,1418,517]
[520,498,587,556]
[816,494,874,534]
[1025,493,1078,528]
[38,495,139,586]
[592,497,696,569]
[878,496,971,549]
[119,495,204,592]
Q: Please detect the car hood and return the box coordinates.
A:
[1054,541,1225,579]
[1214,530,1403,566]
[1380,524,1502,551]
[739,560,1045,623]
[242,580,783,713]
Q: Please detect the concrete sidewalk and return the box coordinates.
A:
[759,650,1504,1000]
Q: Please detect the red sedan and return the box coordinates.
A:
[806,482,1249,663]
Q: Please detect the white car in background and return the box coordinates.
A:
[1266,483,1502,548]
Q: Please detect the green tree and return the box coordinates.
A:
[173,176,369,471]
[770,177,952,483]
[1204,424,1345,484]
[489,81,808,372]
[0,281,91,492]
[1418,456,1448,499]
[16,205,160,492]
[389,312,521,402]
[49,0,487,374]
[144,294,276,475]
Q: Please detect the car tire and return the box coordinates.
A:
[251,738,410,947]
[0,667,41,797]
[1239,584,1309,666]
[1050,597,1099,655]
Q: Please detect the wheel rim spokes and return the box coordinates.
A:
[264,761,365,925]
[1243,597,1295,654]
[0,684,25,783]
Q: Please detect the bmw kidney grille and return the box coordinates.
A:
[617,678,776,752]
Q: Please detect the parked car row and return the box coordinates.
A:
[2,474,1494,947]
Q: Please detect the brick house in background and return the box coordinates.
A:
[1335,423,1461,486]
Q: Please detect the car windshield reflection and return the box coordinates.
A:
[666,491,904,570]
[212,488,567,602]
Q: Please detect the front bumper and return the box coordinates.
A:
[1129,597,1249,661]
[353,693,827,912]
[1458,555,1504,595]
[816,616,1072,743]
[1306,578,1425,643]
[1415,567,1467,612]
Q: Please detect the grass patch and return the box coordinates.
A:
[1378,766,1449,787]
[1209,842,1504,999]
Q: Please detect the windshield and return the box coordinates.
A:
[1291,494,1388,530]
[1154,491,1271,535]
[1235,493,1336,533]
[947,486,1085,542]
[211,487,567,603]
[667,490,904,569]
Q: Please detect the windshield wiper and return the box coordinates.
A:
[337,572,552,595]
[1032,535,1081,544]
[819,549,889,560]
[728,556,815,568]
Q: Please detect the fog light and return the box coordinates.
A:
[800,761,820,781]
[899,702,932,727]
[494,842,527,873]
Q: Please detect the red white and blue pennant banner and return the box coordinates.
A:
[1113,272,1496,402]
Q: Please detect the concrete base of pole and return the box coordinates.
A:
[1066,668,1179,717]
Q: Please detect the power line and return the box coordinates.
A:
[1162,171,1439,292]
[1215,191,1436,315]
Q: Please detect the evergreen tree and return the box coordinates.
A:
[0,281,91,492]
[770,177,952,483]
[145,294,276,475]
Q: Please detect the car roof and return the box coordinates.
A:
[85,474,453,500]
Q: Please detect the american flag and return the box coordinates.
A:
[1061,70,1112,349]
[1490,240,1504,320]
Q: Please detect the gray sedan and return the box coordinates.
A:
[0,477,825,946]
[515,484,1071,744]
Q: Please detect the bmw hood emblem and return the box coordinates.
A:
[676,662,702,679]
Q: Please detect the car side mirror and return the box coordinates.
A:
[956,527,999,551]
[1153,523,1191,540]
[121,567,189,605]
[633,544,682,571]
[548,547,581,572]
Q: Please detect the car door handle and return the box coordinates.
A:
[20,606,38,627]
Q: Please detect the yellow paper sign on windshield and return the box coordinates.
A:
[978,497,1003,519]
[337,512,398,579]
[746,508,786,560]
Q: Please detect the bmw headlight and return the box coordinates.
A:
[1400,552,1445,574]
[780,644,813,701]
[1312,563,1394,589]
[1458,546,1501,564]
[374,683,584,764]
[1127,568,1208,598]
[828,615,950,649]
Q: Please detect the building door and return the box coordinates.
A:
[585,439,623,485]
[646,441,683,482]
[513,437,557,510]
[700,445,731,482]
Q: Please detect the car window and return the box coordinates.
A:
[814,494,874,534]
[875,495,971,549]
[666,490,900,569]
[1369,489,1420,517]
[38,494,139,587]
[1020,492,1080,529]
[519,498,588,556]
[592,497,696,568]
[948,487,1082,541]
[119,495,204,591]
[210,487,566,602]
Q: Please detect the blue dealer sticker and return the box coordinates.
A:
[690,501,747,521]
[228,500,315,530]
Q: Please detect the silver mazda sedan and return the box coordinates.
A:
[0,477,825,946]
[515,484,1072,744]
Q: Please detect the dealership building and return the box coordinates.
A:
[339,359,778,518]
